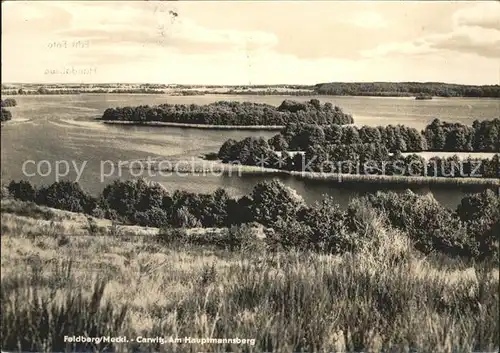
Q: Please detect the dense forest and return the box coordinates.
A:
[424,119,500,152]
[99,99,355,126]
[314,82,500,98]
[3,178,499,260]
[219,135,500,178]
[218,118,500,171]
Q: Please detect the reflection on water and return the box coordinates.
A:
[1,94,498,210]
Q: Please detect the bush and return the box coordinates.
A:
[218,139,238,162]
[1,108,12,122]
[457,189,500,259]
[86,217,99,235]
[1,98,17,107]
[221,224,261,251]
[298,197,350,252]
[171,206,201,228]
[250,180,305,227]
[8,180,36,202]
[157,227,188,246]
[265,217,313,251]
[36,181,96,214]
[101,179,169,222]
[134,207,170,228]
[365,190,473,257]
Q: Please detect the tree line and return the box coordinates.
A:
[3,179,499,260]
[2,88,164,95]
[218,118,500,171]
[424,118,500,152]
[314,82,500,98]
[99,99,355,126]
[4,82,500,97]
[219,135,499,178]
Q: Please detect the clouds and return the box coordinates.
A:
[1,1,498,85]
[362,2,500,60]
[50,3,278,55]
[453,2,500,31]
[348,11,388,29]
[426,27,500,59]
[168,19,278,53]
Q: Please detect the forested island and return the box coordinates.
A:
[217,118,500,179]
[99,99,354,127]
[175,82,500,98]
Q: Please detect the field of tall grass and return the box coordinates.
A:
[402,151,499,160]
[126,158,500,187]
[1,199,499,353]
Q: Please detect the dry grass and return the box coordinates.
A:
[402,151,499,160]
[123,158,500,187]
[1,201,499,353]
[289,170,500,187]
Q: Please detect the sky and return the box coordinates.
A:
[1,0,499,85]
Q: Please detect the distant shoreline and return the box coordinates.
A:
[3,91,500,99]
[100,120,285,130]
[2,81,498,98]
[2,91,499,99]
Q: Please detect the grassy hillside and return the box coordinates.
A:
[1,198,498,353]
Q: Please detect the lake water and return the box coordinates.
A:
[1,94,498,210]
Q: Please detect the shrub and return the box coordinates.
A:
[91,206,106,219]
[218,138,238,162]
[171,206,201,228]
[157,227,188,246]
[265,217,313,251]
[1,98,17,107]
[221,224,260,251]
[86,217,99,235]
[1,108,12,122]
[366,190,472,257]
[227,196,253,225]
[101,179,169,222]
[250,180,305,227]
[133,207,170,228]
[457,189,500,259]
[298,197,350,252]
[8,180,36,202]
[36,181,96,214]
[268,134,289,151]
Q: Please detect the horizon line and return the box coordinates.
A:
[2,81,499,87]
